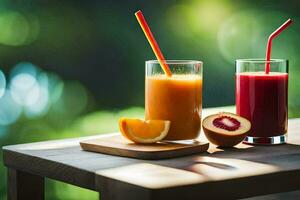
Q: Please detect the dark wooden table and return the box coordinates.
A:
[3,116,300,200]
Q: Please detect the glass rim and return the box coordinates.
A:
[146,60,202,65]
[236,58,287,63]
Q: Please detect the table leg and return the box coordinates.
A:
[7,168,44,200]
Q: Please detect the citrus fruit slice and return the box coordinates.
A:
[119,118,170,144]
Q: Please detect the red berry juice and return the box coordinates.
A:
[236,72,288,138]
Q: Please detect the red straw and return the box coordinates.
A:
[265,19,293,74]
[135,10,172,77]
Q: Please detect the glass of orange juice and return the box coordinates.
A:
[145,60,203,141]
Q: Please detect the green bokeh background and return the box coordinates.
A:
[0,0,299,199]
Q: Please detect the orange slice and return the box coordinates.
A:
[119,118,170,144]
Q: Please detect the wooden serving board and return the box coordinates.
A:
[80,134,209,160]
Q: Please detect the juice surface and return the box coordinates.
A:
[145,74,202,140]
[236,72,288,137]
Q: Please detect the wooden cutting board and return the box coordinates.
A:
[80,134,209,160]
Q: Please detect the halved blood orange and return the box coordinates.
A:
[119,118,170,144]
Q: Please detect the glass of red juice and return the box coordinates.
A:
[236,59,288,145]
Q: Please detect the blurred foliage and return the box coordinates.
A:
[0,0,300,199]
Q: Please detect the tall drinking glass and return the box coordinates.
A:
[145,60,203,141]
[236,59,288,145]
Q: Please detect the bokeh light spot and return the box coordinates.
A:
[47,73,64,104]
[10,73,37,105]
[9,63,52,118]
[24,85,49,118]
[218,10,261,62]
[0,11,40,46]
[0,90,22,125]
[24,73,50,118]
[0,70,6,98]
[193,0,231,32]
[218,10,296,63]
[0,11,29,46]
[166,0,231,40]
[10,62,38,79]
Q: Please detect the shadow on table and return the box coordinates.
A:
[190,160,237,170]
[210,143,300,160]
[153,143,300,178]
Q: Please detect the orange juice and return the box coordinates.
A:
[145,74,202,140]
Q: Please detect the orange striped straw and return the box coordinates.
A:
[135,10,172,77]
